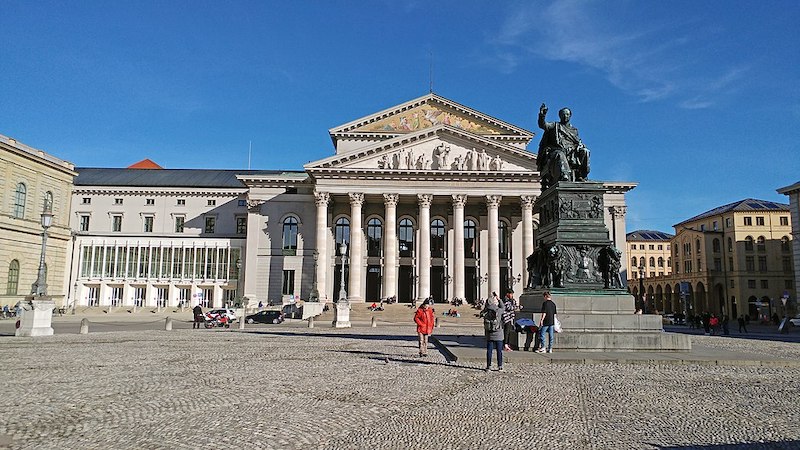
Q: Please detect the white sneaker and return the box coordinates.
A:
[546,349,552,353]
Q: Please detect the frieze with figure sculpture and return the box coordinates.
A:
[375,144,509,171]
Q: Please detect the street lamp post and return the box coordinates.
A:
[309,251,319,302]
[16,203,56,336]
[236,258,245,330]
[333,242,351,328]
[638,264,646,313]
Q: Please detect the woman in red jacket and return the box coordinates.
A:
[414,300,435,357]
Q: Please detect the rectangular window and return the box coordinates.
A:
[657,245,663,250]
[207,199,216,206]
[746,256,755,272]
[783,257,792,274]
[756,217,764,226]
[730,279,735,288]
[80,215,90,232]
[177,199,186,206]
[713,258,722,271]
[175,216,185,233]
[758,256,767,272]
[282,270,295,296]
[204,217,216,234]
[712,221,718,230]
[236,217,247,235]
[114,198,123,205]
[700,224,705,231]
[631,245,636,252]
[760,280,769,289]
[146,198,155,206]
[112,215,122,232]
[639,245,644,250]
[725,218,732,227]
[780,217,789,226]
[744,217,752,226]
[172,248,183,278]
[747,279,756,289]
[82,197,91,204]
[697,259,702,272]
[648,244,654,250]
[144,216,154,233]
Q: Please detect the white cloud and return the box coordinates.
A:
[487,0,746,109]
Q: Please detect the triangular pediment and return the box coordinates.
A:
[306,126,536,173]
[329,93,534,139]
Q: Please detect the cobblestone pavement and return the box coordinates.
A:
[2,327,800,449]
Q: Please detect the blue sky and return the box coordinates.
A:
[2,0,798,233]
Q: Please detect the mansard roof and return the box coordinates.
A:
[328,93,534,146]
[75,167,297,188]
[673,198,789,227]
[627,230,674,241]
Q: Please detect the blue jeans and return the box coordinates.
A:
[539,325,555,351]
[486,340,503,368]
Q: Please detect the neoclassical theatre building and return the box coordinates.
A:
[69,94,634,308]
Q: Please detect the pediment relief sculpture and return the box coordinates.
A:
[356,104,504,135]
[373,144,518,172]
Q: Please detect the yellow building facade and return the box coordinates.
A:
[0,134,76,308]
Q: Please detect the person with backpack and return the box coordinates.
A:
[536,291,558,353]
[483,295,505,371]
[414,300,435,357]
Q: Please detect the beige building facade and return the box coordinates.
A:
[636,199,794,320]
[67,94,635,307]
[1,134,76,308]
[778,181,800,315]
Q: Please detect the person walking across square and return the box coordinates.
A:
[414,300,435,357]
[537,291,558,353]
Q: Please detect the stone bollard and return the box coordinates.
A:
[308,316,315,328]
[435,317,440,328]
[79,318,89,334]
[239,316,245,330]
[165,317,173,331]
[133,305,138,314]
[371,316,377,328]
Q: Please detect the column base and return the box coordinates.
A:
[332,300,351,328]
[15,297,55,337]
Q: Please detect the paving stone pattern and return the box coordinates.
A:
[1,327,799,449]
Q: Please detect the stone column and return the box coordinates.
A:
[348,193,364,302]
[314,191,330,302]
[417,194,433,302]
[383,194,399,300]
[486,195,502,296]
[243,200,266,301]
[609,206,628,281]
[452,194,467,303]
[520,195,536,288]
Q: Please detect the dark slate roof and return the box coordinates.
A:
[74,168,303,188]
[626,230,674,241]
[674,198,789,227]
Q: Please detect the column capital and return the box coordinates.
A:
[348,192,364,206]
[452,194,468,208]
[417,194,434,208]
[383,193,399,207]
[485,195,502,208]
[609,205,627,218]
[246,199,266,212]
[520,195,536,210]
[314,191,330,207]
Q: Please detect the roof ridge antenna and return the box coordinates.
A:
[429,50,433,94]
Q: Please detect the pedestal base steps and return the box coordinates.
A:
[15,297,56,337]
[518,289,691,352]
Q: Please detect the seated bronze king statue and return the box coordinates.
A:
[536,103,590,189]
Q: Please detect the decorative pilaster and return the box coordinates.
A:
[417,194,433,302]
[486,195,502,296]
[314,191,330,302]
[452,194,467,303]
[520,195,536,288]
[348,193,364,302]
[383,194,399,300]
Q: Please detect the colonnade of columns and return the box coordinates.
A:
[312,191,538,303]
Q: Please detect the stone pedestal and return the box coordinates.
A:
[519,289,691,352]
[15,297,56,337]
[302,302,325,320]
[332,300,351,328]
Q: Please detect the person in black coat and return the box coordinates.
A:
[192,304,204,329]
